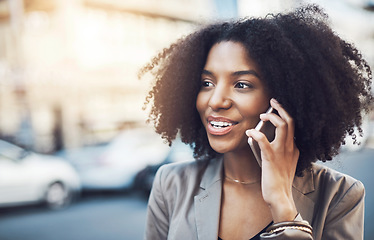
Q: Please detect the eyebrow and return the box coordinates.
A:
[232,70,261,79]
[202,69,261,79]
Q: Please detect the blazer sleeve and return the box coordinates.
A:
[144,166,170,240]
[321,180,365,239]
[260,180,365,240]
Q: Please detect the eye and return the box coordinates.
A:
[235,82,253,89]
[201,80,214,88]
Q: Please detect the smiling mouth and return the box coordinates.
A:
[209,121,235,128]
[206,117,238,135]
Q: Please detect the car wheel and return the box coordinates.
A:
[45,182,71,209]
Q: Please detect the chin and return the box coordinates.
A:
[211,147,228,154]
[208,138,236,154]
[208,134,249,154]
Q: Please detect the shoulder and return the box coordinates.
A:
[158,159,209,173]
[294,163,364,209]
[308,163,365,214]
[150,159,213,213]
[155,159,210,185]
[311,163,364,194]
[294,163,365,229]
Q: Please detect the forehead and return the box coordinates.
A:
[204,41,261,73]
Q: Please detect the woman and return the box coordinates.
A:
[140,5,373,240]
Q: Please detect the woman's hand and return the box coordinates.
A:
[246,98,299,222]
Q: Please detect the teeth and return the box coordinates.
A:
[210,121,233,128]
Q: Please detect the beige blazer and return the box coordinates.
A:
[145,157,364,240]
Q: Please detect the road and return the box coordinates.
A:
[0,192,148,240]
[0,147,373,240]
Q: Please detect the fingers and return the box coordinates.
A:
[246,129,269,145]
[268,98,295,146]
[246,98,296,150]
[246,129,272,157]
[259,110,287,145]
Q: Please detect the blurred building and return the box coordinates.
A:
[0,0,373,153]
[0,0,210,152]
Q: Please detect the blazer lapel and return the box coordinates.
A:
[194,157,223,240]
[292,168,316,222]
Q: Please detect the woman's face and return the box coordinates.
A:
[196,41,270,154]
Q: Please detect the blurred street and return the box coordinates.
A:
[0,192,148,240]
[0,147,373,240]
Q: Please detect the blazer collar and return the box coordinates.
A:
[292,167,316,222]
[293,167,315,194]
[199,156,224,190]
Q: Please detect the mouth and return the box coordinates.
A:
[209,120,234,128]
[206,116,238,135]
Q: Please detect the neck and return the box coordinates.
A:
[223,148,261,183]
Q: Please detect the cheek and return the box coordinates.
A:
[195,92,206,116]
[237,96,270,119]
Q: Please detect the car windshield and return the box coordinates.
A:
[0,140,29,160]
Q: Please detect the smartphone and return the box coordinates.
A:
[248,107,276,167]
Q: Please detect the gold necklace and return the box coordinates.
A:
[224,175,261,185]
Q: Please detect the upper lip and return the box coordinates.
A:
[207,116,238,124]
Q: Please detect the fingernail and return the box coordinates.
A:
[271,98,278,103]
[260,113,266,118]
[245,129,251,136]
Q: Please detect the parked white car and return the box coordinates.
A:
[0,140,81,209]
[134,138,195,195]
[73,128,171,191]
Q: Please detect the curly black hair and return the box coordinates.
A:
[139,4,373,175]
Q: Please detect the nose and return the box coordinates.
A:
[208,85,232,111]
